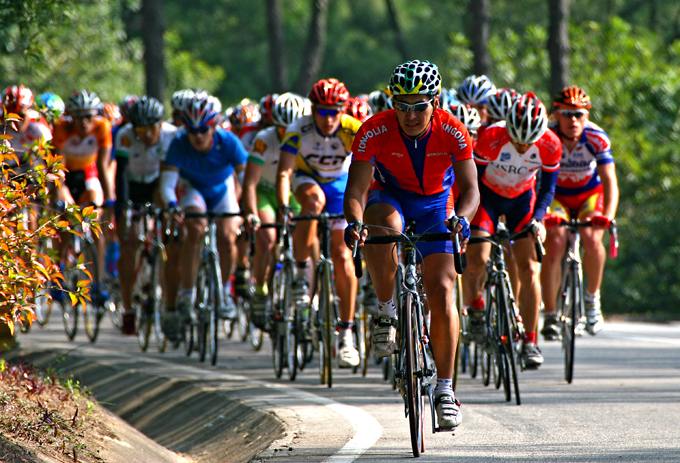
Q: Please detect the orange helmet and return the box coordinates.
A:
[100,103,122,125]
[553,86,592,110]
[308,78,349,106]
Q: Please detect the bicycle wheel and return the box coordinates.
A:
[236,296,251,342]
[470,342,479,379]
[321,264,334,388]
[500,278,521,405]
[209,263,222,366]
[355,304,367,376]
[195,263,209,362]
[82,240,103,343]
[404,292,425,457]
[133,249,153,352]
[150,247,167,353]
[34,239,54,326]
[280,261,297,380]
[561,262,580,384]
[452,275,464,390]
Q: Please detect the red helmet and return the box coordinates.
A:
[259,93,279,125]
[345,97,372,122]
[553,86,592,110]
[3,85,34,115]
[308,78,349,106]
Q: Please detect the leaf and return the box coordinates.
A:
[69,293,77,306]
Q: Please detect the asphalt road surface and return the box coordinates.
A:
[15,313,680,463]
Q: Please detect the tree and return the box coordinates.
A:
[295,0,331,94]
[469,0,491,76]
[548,0,570,96]
[142,0,166,100]
[385,0,409,62]
[265,0,289,92]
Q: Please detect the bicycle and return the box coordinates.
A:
[467,223,542,405]
[554,219,618,384]
[122,202,169,353]
[225,227,255,344]
[355,221,463,457]
[183,211,240,366]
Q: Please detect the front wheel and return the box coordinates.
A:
[404,293,424,457]
[81,240,103,343]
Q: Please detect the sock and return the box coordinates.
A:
[337,320,353,330]
[378,299,397,318]
[525,332,537,344]
[295,260,308,269]
[255,284,267,296]
[434,378,453,398]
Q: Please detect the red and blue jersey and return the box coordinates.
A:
[549,120,613,195]
[351,108,472,196]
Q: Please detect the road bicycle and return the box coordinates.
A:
[554,219,618,383]
[225,226,255,344]
[355,221,463,457]
[467,223,544,405]
[122,202,169,353]
[183,211,240,366]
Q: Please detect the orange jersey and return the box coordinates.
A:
[52,116,112,171]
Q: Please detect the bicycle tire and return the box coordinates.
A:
[355,305,367,376]
[470,342,479,379]
[452,275,464,390]
[61,237,81,340]
[34,239,54,326]
[82,240,102,343]
[322,263,334,388]
[237,297,250,342]
[563,262,580,384]
[150,247,167,353]
[133,249,153,352]
[210,264,221,366]
[500,278,521,405]
[272,327,285,379]
[281,261,297,380]
[497,283,513,403]
[404,292,424,457]
[195,263,209,362]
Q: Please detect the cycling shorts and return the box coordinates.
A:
[293,172,347,231]
[64,163,103,206]
[366,187,454,260]
[256,186,301,218]
[549,184,604,221]
[115,179,159,217]
[177,175,239,213]
[471,182,535,235]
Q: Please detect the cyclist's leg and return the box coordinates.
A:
[578,189,607,333]
[292,177,324,263]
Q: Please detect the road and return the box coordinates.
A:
[15,314,680,463]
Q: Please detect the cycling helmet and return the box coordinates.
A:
[506,92,549,145]
[368,88,393,114]
[487,88,520,121]
[345,96,373,122]
[271,92,309,128]
[37,93,65,121]
[171,89,196,112]
[309,78,350,106]
[457,75,497,105]
[389,60,441,96]
[3,85,35,114]
[553,85,592,110]
[66,90,103,113]
[228,100,260,128]
[259,93,279,125]
[129,96,164,127]
[450,104,482,135]
[181,95,219,129]
[100,103,122,124]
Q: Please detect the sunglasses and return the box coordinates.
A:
[559,110,587,119]
[187,125,212,135]
[315,108,342,117]
[134,124,158,135]
[393,98,434,113]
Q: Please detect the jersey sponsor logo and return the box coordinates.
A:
[427,152,448,157]
[304,153,346,167]
[562,159,592,169]
[494,164,532,175]
[442,123,468,149]
[391,152,404,158]
[500,152,511,161]
[253,138,267,153]
[357,125,388,153]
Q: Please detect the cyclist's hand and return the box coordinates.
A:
[450,215,471,245]
[590,215,612,229]
[245,213,261,233]
[543,214,566,228]
[344,221,368,249]
[529,218,546,243]
[277,204,292,223]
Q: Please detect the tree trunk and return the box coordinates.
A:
[548,0,570,98]
[141,0,165,100]
[385,0,409,62]
[295,0,330,95]
[469,0,491,76]
[266,0,289,92]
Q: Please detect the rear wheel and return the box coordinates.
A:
[133,249,152,352]
[81,240,102,343]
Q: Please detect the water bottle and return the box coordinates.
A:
[105,241,120,278]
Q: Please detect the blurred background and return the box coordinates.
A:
[3,0,680,321]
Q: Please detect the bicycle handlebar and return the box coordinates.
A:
[555,218,618,259]
[468,227,545,263]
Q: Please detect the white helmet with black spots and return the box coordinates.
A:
[389,60,441,96]
[505,92,549,145]
[457,75,497,105]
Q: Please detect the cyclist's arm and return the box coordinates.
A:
[97,145,113,203]
[533,169,558,222]
[275,149,296,209]
[115,155,130,207]
[453,158,480,221]
[241,160,262,218]
[343,160,372,240]
[598,162,619,221]
[159,165,180,207]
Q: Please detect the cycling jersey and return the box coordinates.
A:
[238,123,261,151]
[474,121,561,199]
[249,126,282,191]
[2,120,52,174]
[549,120,613,195]
[52,116,112,172]
[114,122,178,183]
[281,114,361,183]
[352,108,472,196]
[164,127,248,207]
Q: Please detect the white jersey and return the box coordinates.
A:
[114,122,179,183]
[2,121,52,172]
[249,126,282,191]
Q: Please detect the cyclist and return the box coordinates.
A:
[344,60,479,429]
[36,92,65,132]
[170,89,195,127]
[447,103,482,141]
[345,96,373,122]
[457,74,497,137]
[275,77,363,368]
[486,88,520,126]
[540,86,618,338]
[241,92,308,329]
[52,90,114,297]
[368,87,393,115]
[159,93,248,342]
[114,96,179,335]
[463,92,561,369]
[258,93,279,129]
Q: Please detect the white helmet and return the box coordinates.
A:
[66,90,102,113]
[505,92,549,145]
[450,104,482,136]
[487,88,520,121]
[271,92,309,128]
[457,75,497,105]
